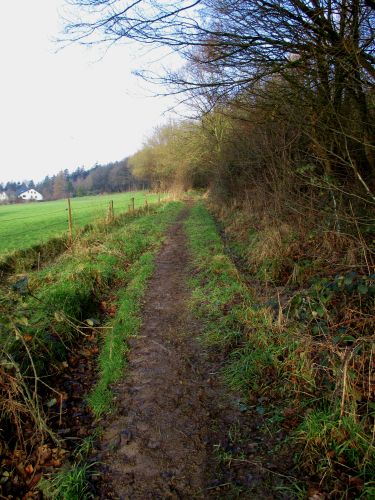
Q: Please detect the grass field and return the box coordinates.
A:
[0,191,164,256]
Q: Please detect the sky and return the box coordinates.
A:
[0,1,178,185]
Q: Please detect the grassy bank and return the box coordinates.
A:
[185,202,374,498]
[0,200,182,499]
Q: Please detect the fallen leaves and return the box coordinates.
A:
[0,324,100,499]
[1,444,68,498]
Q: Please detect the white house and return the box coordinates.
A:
[0,191,9,203]
[18,189,43,201]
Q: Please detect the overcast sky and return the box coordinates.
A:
[0,1,178,185]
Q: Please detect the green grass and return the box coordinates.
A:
[185,203,287,394]
[38,432,100,499]
[185,202,252,350]
[185,202,304,494]
[88,202,183,416]
[185,201,375,497]
[1,200,183,498]
[38,461,95,500]
[88,253,154,416]
[0,191,166,256]
[0,201,182,440]
[297,408,375,481]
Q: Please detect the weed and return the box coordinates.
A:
[297,408,375,486]
[213,443,246,466]
[274,482,307,499]
[74,430,102,461]
[39,461,95,500]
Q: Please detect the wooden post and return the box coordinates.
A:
[145,196,148,211]
[107,200,114,222]
[67,197,73,245]
[107,201,112,223]
[131,197,135,212]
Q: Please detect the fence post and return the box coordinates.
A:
[67,197,73,245]
[111,200,114,220]
[131,197,135,212]
[145,196,148,211]
[107,201,112,223]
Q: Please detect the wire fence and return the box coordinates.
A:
[0,191,166,257]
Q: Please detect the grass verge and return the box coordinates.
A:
[87,201,183,416]
[0,200,183,498]
[185,201,374,498]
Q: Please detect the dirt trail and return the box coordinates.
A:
[96,206,289,499]
[98,207,212,498]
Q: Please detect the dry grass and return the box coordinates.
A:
[208,185,375,495]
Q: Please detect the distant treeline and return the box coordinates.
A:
[1,158,149,201]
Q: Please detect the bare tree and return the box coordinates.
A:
[64,1,375,194]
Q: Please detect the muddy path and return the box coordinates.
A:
[96,206,292,499]
[97,206,211,498]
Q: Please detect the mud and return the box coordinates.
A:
[96,207,294,499]
[97,208,210,498]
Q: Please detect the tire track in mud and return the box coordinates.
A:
[98,206,215,498]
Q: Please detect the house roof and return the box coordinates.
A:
[16,187,29,196]
[17,188,42,197]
